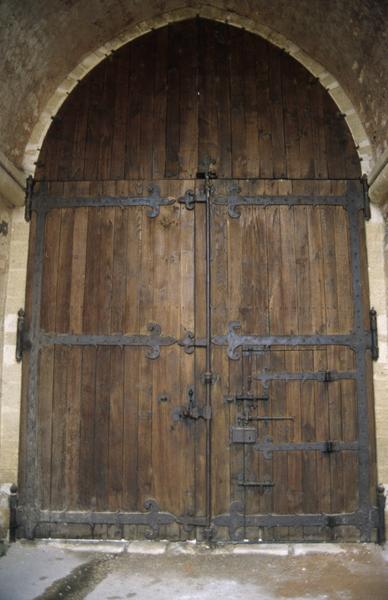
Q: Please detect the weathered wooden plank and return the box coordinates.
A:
[123,347,140,510]
[110,48,130,180]
[65,347,82,510]
[50,346,68,509]
[94,347,111,510]
[79,346,96,509]
[268,47,286,178]
[84,64,107,180]
[69,187,89,334]
[165,25,180,177]
[229,27,247,178]
[108,346,124,510]
[40,207,62,332]
[177,20,198,178]
[37,347,54,509]
[255,37,272,178]
[55,207,75,333]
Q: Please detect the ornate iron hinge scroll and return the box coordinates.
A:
[212,501,245,541]
[177,331,207,354]
[178,189,206,210]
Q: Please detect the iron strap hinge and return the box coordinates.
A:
[16,309,31,362]
[25,176,35,223]
[370,308,379,361]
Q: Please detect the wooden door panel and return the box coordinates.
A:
[40,184,195,336]
[36,344,201,516]
[211,190,354,337]
[20,20,378,542]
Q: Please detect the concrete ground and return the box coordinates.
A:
[0,541,387,600]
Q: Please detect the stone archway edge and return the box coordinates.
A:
[20,5,373,182]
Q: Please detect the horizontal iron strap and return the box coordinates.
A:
[213,511,376,529]
[39,324,175,359]
[39,333,175,346]
[38,332,370,352]
[31,187,174,217]
[213,193,361,209]
[253,371,356,382]
[255,440,359,454]
[212,326,372,360]
[238,481,275,487]
[23,509,207,528]
[19,508,377,529]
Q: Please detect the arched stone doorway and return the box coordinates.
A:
[17,18,379,542]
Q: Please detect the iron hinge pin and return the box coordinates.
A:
[203,371,213,384]
[377,483,386,545]
[24,175,35,223]
[361,174,371,221]
[16,309,31,362]
[324,441,336,453]
[370,308,379,361]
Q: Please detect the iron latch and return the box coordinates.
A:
[370,308,379,361]
[16,309,31,362]
[230,426,257,444]
[224,392,269,404]
[237,413,294,426]
[173,387,212,421]
[237,475,274,493]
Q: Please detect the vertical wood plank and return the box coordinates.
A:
[65,348,82,510]
[37,347,54,509]
[84,64,107,180]
[108,346,124,510]
[165,25,180,178]
[229,27,247,178]
[110,48,130,180]
[50,346,68,509]
[95,347,111,510]
[79,346,96,509]
[152,28,168,180]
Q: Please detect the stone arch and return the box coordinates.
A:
[22,6,372,177]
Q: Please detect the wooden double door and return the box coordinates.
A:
[18,19,378,542]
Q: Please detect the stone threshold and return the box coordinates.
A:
[19,539,375,557]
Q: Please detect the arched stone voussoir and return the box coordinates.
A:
[18,1,375,178]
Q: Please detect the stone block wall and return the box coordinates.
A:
[0,201,28,484]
